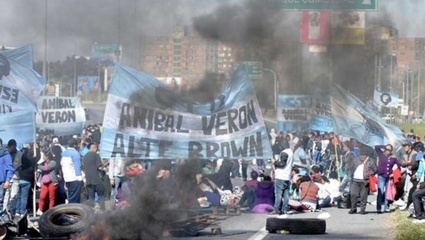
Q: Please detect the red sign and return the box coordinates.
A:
[300,11,330,45]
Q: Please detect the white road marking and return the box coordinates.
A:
[248,227,268,240]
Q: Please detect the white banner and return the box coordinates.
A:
[100,64,273,160]
[36,97,86,136]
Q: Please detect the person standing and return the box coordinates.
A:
[37,151,58,215]
[15,144,39,217]
[349,149,377,215]
[109,158,126,201]
[82,143,106,210]
[270,147,294,215]
[61,138,83,203]
[4,139,22,213]
[339,141,357,193]
[375,144,400,213]
[401,142,418,211]
[0,138,14,210]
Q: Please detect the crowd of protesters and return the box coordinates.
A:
[2,123,425,225]
[195,128,425,224]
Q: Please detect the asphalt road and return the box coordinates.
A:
[167,179,395,240]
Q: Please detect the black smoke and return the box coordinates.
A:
[80,159,201,240]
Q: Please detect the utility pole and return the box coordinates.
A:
[263,68,277,110]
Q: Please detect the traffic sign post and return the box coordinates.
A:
[234,61,263,80]
[262,0,378,11]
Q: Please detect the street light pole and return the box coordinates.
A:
[73,56,77,97]
[263,68,277,110]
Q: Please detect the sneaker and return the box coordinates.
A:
[401,207,409,212]
[277,214,288,219]
[395,199,406,206]
[268,210,280,216]
[384,209,391,213]
[240,207,250,211]
[286,210,294,215]
[36,209,43,216]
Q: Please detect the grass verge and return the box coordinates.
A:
[393,209,425,240]
[396,123,425,138]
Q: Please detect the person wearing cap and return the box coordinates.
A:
[0,138,14,210]
[52,137,65,153]
[401,141,418,211]
[348,148,377,215]
[375,144,401,213]
[61,138,83,203]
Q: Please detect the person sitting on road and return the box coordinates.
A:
[289,175,320,212]
[314,176,332,209]
[251,176,275,213]
[238,171,259,210]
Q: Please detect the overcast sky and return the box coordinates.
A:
[0,0,424,63]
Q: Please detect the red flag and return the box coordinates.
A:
[300,11,330,45]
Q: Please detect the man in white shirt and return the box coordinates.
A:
[349,149,376,215]
[108,158,126,200]
[270,148,294,215]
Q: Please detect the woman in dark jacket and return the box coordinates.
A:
[16,144,40,216]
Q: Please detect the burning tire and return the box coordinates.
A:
[266,218,326,234]
[38,204,95,238]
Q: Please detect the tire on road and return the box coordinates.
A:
[266,218,326,234]
[38,203,95,238]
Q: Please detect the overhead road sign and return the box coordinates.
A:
[234,62,263,80]
[262,0,378,11]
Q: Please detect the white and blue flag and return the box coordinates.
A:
[330,84,405,148]
[100,64,272,160]
[373,90,399,108]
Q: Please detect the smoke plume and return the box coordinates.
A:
[79,159,201,240]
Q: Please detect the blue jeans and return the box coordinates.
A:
[313,150,322,164]
[111,176,126,200]
[274,179,290,214]
[0,183,4,210]
[66,181,82,204]
[377,175,390,212]
[16,181,31,215]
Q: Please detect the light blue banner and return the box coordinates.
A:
[311,89,334,133]
[0,111,35,147]
[330,84,405,148]
[1,44,34,68]
[0,45,46,113]
[276,95,312,133]
[100,65,272,160]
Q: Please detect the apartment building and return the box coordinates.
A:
[140,25,238,91]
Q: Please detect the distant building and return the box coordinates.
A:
[139,25,239,91]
